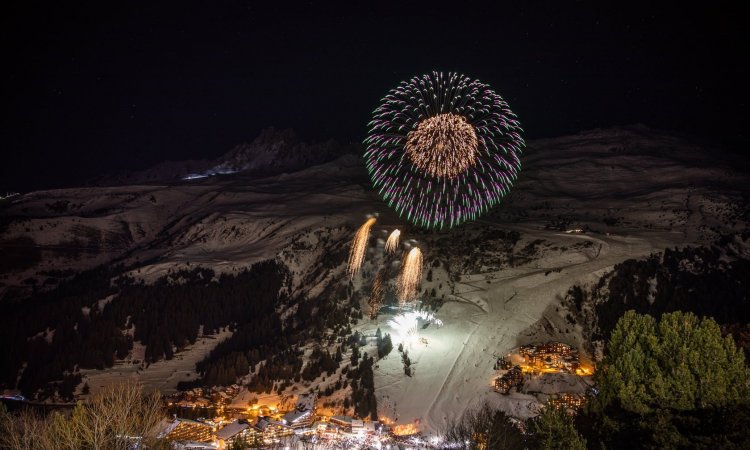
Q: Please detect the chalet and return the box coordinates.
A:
[215,420,259,448]
[494,365,524,394]
[281,392,316,429]
[159,418,215,443]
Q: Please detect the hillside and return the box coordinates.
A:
[1,125,748,432]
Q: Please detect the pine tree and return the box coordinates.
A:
[528,406,586,450]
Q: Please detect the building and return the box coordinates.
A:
[330,415,355,428]
[215,420,260,449]
[494,365,524,394]
[517,342,581,374]
[281,392,317,429]
[159,418,215,443]
[351,419,365,434]
[172,442,218,450]
[255,416,293,440]
[547,393,586,412]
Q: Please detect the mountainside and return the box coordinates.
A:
[1,125,748,431]
[88,127,357,186]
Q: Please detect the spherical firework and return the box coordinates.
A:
[365,72,524,228]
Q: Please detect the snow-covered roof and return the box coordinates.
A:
[255,417,287,431]
[282,409,311,425]
[330,415,354,425]
[171,441,218,450]
[294,392,316,411]
[215,421,249,440]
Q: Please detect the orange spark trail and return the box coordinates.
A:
[398,247,423,304]
[385,229,401,254]
[347,217,376,277]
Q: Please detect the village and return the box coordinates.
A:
[493,342,593,413]
[160,388,422,449]
[154,342,595,448]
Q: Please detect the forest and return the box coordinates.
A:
[0,261,286,398]
[565,238,750,357]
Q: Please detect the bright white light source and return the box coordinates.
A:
[388,309,443,346]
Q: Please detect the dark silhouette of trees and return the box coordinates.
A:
[0,261,289,397]
[580,311,750,449]
[442,402,525,450]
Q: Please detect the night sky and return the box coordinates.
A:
[2,2,747,193]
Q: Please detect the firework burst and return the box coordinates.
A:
[347,217,376,277]
[398,247,423,304]
[384,229,401,254]
[365,71,524,228]
[388,309,443,346]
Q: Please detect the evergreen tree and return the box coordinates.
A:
[595,310,750,414]
[528,406,586,450]
[582,310,750,448]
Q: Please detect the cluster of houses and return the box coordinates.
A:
[160,392,387,449]
[547,393,587,411]
[517,342,580,374]
[166,385,242,410]
[494,365,524,394]
[494,342,589,395]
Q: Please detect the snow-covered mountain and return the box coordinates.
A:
[1,125,748,431]
[89,127,357,185]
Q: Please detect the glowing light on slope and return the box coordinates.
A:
[347,217,377,277]
[398,247,422,303]
[388,309,443,346]
[385,229,401,254]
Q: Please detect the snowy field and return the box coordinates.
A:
[2,126,748,433]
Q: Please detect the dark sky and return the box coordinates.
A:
[1,2,747,193]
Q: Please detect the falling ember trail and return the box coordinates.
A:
[347,217,377,277]
[398,247,423,304]
[368,269,386,320]
[385,229,401,254]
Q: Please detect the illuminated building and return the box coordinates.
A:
[281,392,316,429]
[547,393,587,412]
[494,365,524,394]
[160,418,215,443]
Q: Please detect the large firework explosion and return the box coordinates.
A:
[347,217,376,277]
[398,247,423,304]
[365,72,524,228]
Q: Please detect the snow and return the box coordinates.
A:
[80,329,232,395]
[2,126,749,433]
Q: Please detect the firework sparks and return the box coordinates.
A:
[347,217,377,277]
[398,247,423,304]
[405,113,478,179]
[365,71,524,229]
[388,309,443,346]
[368,269,386,320]
[384,229,401,254]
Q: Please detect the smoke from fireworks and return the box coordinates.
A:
[388,309,444,346]
[384,229,401,254]
[398,247,423,304]
[368,269,386,320]
[347,217,376,277]
[365,71,524,229]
